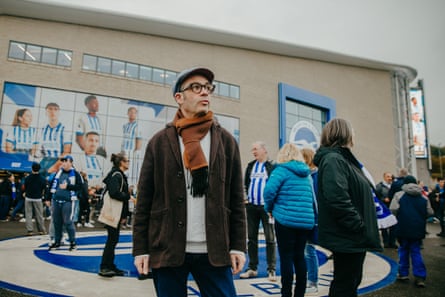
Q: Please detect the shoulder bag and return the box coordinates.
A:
[98,172,124,228]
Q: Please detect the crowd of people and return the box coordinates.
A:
[0,66,443,297]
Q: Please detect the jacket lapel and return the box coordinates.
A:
[166,124,183,169]
[209,123,219,169]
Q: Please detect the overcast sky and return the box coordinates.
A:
[69,0,445,145]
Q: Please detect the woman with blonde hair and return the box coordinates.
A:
[264,143,315,297]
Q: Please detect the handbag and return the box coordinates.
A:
[98,172,124,228]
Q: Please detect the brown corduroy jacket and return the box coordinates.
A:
[132,120,246,268]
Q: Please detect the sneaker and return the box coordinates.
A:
[112,267,125,276]
[77,223,83,228]
[415,278,426,288]
[48,243,60,250]
[240,269,258,279]
[69,242,77,251]
[305,285,318,294]
[19,218,26,223]
[98,268,116,278]
[397,275,409,281]
[26,231,33,236]
[268,270,277,282]
[84,222,95,228]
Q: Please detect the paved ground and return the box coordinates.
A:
[0,218,444,297]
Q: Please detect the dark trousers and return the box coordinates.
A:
[275,221,310,297]
[329,251,366,297]
[100,224,120,269]
[0,195,11,220]
[152,253,236,297]
[382,225,396,247]
[245,203,276,271]
[438,199,445,233]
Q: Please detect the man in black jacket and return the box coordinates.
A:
[24,163,47,236]
[376,172,397,248]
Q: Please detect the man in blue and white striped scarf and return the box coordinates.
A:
[48,155,83,251]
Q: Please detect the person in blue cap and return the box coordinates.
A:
[133,67,246,297]
[48,155,83,251]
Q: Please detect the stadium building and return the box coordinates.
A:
[1,1,426,184]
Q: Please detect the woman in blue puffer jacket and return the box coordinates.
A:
[264,143,316,297]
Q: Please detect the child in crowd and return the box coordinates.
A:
[390,175,434,288]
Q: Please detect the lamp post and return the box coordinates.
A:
[439,143,443,178]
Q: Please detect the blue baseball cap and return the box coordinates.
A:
[172,67,214,96]
[60,155,74,162]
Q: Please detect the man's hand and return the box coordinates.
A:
[230,253,246,275]
[134,254,150,275]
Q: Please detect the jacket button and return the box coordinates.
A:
[177,221,184,228]
[177,171,183,178]
[177,196,184,203]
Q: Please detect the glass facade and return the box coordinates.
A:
[285,100,327,143]
[81,54,240,99]
[8,41,72,67]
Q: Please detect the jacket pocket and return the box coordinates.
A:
[148,208,169,250]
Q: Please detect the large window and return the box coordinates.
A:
[278,83,336,149]
[8,41,72,67]
[82,54,240,100]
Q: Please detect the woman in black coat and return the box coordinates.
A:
[313,118,382,297]
[98,152,133,277]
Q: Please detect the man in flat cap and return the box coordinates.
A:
[133,67,246,296]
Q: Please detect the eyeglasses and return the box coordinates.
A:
[180,83,216,94]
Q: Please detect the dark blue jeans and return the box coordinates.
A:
[245,203,276,271]
[11,198,24,218]
[275,221,310,297]
[152,253,236,297]
[398,238,426,279]
[52,200,76,244]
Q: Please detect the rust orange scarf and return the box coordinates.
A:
[174,109,213,196]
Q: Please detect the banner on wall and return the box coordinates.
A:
[0,82,240,185]
[409,88,427,158]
